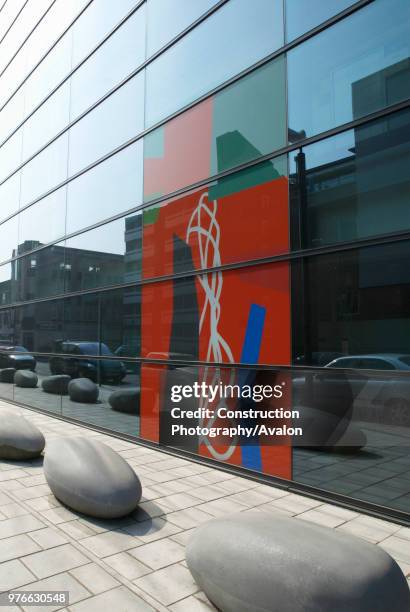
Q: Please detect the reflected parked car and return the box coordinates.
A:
[0,345,36,371]
[294,351,344,367]
[322,354,410,426]
[49,341,126,384]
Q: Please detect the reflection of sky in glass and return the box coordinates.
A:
[288,0,410,137]
[147,0,219,56]
[289,129,354,174]
[285,0,355,42]
[65,214,137,255]
[146,0,284,126]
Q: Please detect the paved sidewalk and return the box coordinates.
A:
[0,400,408,611]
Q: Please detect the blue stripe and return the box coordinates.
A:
[238,303,266,471]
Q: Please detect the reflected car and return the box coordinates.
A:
[49,341,126,384]
[0,345,36,371]
[323,354,410,426]
[294,351,344,367]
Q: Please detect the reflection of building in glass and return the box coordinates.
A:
[0,0,408,520]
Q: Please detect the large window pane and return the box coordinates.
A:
[293,241,410,365]
[143,156,288,278]
[63,293,99,346]
[0,130,23,181]
[141,261,291,364]
[0,174,21,223]
[62,359,140,436]
[70,6,146,121]
[144,58,286,200]
[64,211,142,293]
[66,140,143,234]
[140,362,292,477]
[0,265,13,305]
[100,287,141,358]
[22,81,71,163]
[287,0,410,140]
[20,133,69,206]
[14,359,62,415]
[12,245,66,302]
[22,32,73,119]
[145,0,284,127]
[0,0,53,73]
[291,365,410,512]
[0,130,22,183]
[68,74,144,176]
[286,0,357,42]
[146,0,218,56]
[71,0,138,67]
[0,87,25,143]
[0,0,87,111]
[289,108,410,247]
[0,216,19,264]
[15,300,64,353]
[18,187,67,247]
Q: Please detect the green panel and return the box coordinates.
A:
[209,155,287,201]
[211,56,286,175]
[143,206,161,226]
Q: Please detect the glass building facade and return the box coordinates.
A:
[0,0,409,521]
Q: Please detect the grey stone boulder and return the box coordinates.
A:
[109,388,140,414]
[0,368,16,383]
[42,375,71,395]
[44,437,142,518]
[0,412,45,459]
[186,513,410,612]
[68,378,99,403]
[14,370,38,388]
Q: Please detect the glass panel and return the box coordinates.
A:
[68,74,144,176]
[0,0,53,73]
[0,264,13,306]
[100,287,141,358]
[71,0,139,67]
[0,46,27,112]
[143,156,288,278]
[145,0,284,127]
[0,0,86,111]
[139,362,292,478]
[293,240,410,367]
[292,368,410,514]
[18,187,67,247]
[64,212,142,293]
[61,359,140,436]
[20,133,69,206]
[286,0,356,42]
[146,0,218,56]
[15,300,64,353]
[0,130,22,183]
[63,293,99,347]
[14,359,62,415]
[0,173,20,224]
[0,87,25,143]
[22,32,73,119]
[12,245,66,302]
[141,261,291,364]
[144,58,286,201]
[66,140,143,234]
[287,0,410,140]
[70,6,146,121]
[0,0,26,40]
[0,216,19,264]
[22,81,71,163]
[289,108,410,247]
